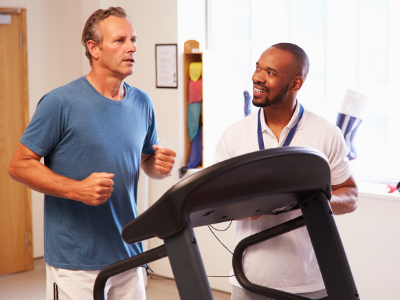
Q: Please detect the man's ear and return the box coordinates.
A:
[87,40,100,61]
[289,76,304,93]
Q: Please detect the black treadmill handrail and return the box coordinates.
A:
[232,216,328,300]
[122,147,331,244]
[93,245,167,300]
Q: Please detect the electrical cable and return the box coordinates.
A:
[209,220,233,231]
[206,221,243,278]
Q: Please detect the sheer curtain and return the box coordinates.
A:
[210,0,400,181]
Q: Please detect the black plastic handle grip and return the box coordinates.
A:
[93,245,167,300]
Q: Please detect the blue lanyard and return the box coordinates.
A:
[257,104,304,150]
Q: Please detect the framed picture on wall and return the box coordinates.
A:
[155,44,178,88]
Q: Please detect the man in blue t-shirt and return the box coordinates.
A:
[8,7,176,300]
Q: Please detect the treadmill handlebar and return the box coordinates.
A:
[232,216,327,300]
[93,245,167,300]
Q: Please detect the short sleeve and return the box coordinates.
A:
[329,126,352,185]
[141,106,159,155]
[213,128,233,164]
[21,92,64,157]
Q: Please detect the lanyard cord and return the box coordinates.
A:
[257,104,304,150]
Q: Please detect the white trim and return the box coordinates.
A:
[357,180,400,202]
[358,191,400,202]
[205,0,212,50]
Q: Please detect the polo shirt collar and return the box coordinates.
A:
[260,100,305,134]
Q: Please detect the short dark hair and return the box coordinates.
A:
[81,7,132,67]
[271,43,310,80]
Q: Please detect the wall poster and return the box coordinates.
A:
[155,44,178,88]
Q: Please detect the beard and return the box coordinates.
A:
[252,83,290,108]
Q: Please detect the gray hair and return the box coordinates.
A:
[81,7,132,67]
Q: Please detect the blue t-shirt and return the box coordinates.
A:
[21,76,158,270]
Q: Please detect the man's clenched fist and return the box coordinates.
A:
[74,172,114,206]
[153,145,176,176]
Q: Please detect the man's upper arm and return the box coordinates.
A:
[330,174,358,214]
[332,174,357,191]
[21,92,64,158]
[141,101,159,156]
[8,142,42,179]
[18,142,42,160]
[140,153,152,165]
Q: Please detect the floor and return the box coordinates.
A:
[0,258,231,300]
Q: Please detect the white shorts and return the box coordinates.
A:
[45,263,145,300]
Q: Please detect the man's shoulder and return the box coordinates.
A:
[225,110,258,136]
[47,76,88,101]
[54,76,87,92]
[124,83,152,101]
[303,108,338,134]
[300,108,344,153]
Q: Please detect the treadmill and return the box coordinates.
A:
[93,147,360,300]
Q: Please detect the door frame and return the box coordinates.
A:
[0,7,33,274]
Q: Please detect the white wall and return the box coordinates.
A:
[335,193,400,300]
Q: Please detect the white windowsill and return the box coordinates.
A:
[357,181,400,202]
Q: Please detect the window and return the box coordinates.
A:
[209,0,400,182]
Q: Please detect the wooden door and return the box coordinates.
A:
[0,8,33,276]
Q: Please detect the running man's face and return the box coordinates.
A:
[252,47,295,108]
[97,16,137,79]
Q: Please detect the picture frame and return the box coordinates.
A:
[155,44,178,88]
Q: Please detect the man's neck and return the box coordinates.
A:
[263,98,297,142]
[86,69,126,101]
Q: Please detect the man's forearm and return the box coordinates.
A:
[9,154,114,206]
[8,156,78,200]
[330,186,358,215]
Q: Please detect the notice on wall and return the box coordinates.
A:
[0,14,11,24]
[156,44,177,88]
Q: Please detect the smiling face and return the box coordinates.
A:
[95,16,137,79]
[252,47,298,108]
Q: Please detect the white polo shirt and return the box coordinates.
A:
[214,101,352,294]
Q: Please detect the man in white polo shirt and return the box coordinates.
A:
[214,43,358,300]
